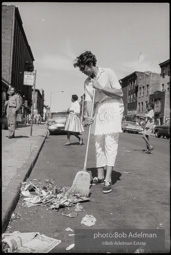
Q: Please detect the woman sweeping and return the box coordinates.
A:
[64,94,84,146]
[73,51,124,194]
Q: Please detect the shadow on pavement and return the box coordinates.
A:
[134,149,146,152]
[13,136,30,138]
[87,168,122,185]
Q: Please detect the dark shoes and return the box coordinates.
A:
[145,146,154,154]
[102,180,112,194]
[92,177,105,185]
[92,177,112,193]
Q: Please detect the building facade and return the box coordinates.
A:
[136,72,160,118]
[2,5,34,121]
[149,59,170,125]
[121,71,161,121]
[32,89,44,118]
[120,71,144,119]
[150,91,165,125]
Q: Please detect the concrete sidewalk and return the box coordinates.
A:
[2,124,48,232]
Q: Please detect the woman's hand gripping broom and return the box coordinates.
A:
[67,89,95,197]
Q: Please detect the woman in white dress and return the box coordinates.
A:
[64,94,84,146]
[73,51,124,194]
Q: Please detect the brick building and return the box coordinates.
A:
[120,71,144,118]
[2,5,34,119]
[121,71,161,121]
[149,59,170,125]
[136,72,160,118]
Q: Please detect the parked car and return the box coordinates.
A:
[154,119,170,139]
[122,121,143,134]
[47,111,68,135]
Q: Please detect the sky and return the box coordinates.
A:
[4,2,170,112]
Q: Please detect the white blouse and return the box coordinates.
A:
[84,67,123,105]
[69,101,81,115]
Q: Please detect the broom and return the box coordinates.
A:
[67,89,95,197]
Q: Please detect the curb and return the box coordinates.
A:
[2,131,48,233]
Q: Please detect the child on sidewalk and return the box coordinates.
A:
[142,103,155,154]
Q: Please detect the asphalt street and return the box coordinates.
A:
[6,130,170,253]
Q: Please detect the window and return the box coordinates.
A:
[167,82,170,91]
[142,86,145,96]
[146,101,148,109]
[154,99,161,113]
[133,93,135,102]
[141,102,143,112]
[162,84,165,91]
[146,84,149,95]
[131,94,133,102]
[138,102,140,112]
[162,68,166,78]
[139,87,141,97]
[168,65,170,76]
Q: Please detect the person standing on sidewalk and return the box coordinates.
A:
[142,103,154,154]
[5,87,21,139]
[73,51,124,194]
[64,94,84,146]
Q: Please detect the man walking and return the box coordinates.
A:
[5,87,21,139]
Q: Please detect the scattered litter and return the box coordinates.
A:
[66,243,75,251]
[10,212,21,221]
[81,215,96,226]
[123,171,131,174]
[24,196,41,204]
[62,211,78,218]
[74,203,83,212]
[134,244,151,253]
[20,181,90,210]
[68,234,75,236]
[124,150,131,153]
[65,227,73,232]
[2,231,61,253]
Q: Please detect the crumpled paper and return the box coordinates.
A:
[20,180,90,210]
[66,243,75,251]
[2,231,61,253]
[81,215,96,226]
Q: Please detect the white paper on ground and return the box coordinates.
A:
[2,231,61,253]
[81,215,96,226]
[66,243,75,250]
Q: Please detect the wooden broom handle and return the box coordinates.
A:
[83,88,95,170]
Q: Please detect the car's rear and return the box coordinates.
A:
[122,121,143,134]
[47,112,68,135]
[154,123,170,139]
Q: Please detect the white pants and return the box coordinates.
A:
[95,133,119,167]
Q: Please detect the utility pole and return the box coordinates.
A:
[30,70,37,136]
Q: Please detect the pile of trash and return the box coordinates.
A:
[20,179,90,210]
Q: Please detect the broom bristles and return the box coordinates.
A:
[67,171,91,197]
